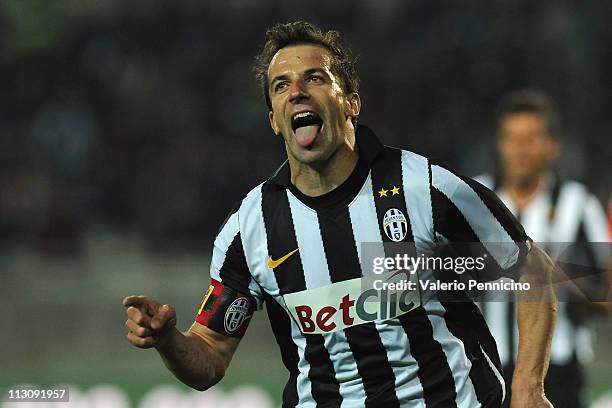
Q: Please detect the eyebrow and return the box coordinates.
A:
[269,67,328,88]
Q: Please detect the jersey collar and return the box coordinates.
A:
[267,124,385,187]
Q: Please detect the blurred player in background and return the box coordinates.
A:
[124,22,558,407]
[475,88,610,408]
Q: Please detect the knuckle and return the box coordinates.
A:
[126,307,138,319]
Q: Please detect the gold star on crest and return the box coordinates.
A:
[391,186,400,196]
[378,188,388,197]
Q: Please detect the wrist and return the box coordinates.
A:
[154,326,179,351]
[511,374,544,392]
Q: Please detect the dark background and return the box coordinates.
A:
[1,0,610,251]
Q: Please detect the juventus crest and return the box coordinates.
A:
[224,297,250,334]
[383,208,408,242]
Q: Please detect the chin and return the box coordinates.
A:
[291,146,333,165]
[294,152,326,165]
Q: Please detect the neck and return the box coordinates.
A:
[288,131,359,197]
[502,172,548,211]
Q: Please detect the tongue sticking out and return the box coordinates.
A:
[295,125,321,148]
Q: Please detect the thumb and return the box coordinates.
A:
[151,304,176,331]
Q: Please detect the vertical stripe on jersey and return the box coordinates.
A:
[258,185,313,406]
[264,293,300,407]
[302,334,342,405]
[317,203,400,407]
[396,310,458,407]
[349,173,427,404]
[400,151,435,252]
[372,148,458,408]
[318,208,362,280]
[429,185,508,404]
[287,192,359,406]
[371,147,416,258]
[549,182,585,245]
[441,302,504,407]
[261,183,307,294]
[484,296,511,365]
[348,174,385,264]
[261,183,341,406]
[286,195,334,289]
[421,302,480,408]
[480,344,506,403]
[402,152,487,406]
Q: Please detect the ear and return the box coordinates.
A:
[268,111,280,135]
[345,93,361,120]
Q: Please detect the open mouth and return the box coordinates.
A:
[291,111,323,148]
[291,111,323,131]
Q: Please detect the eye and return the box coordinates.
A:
[307,75,323,83]
[274,82,288,92]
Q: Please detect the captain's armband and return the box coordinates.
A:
[195,279,255,338]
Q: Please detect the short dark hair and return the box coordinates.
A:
[253,21,359,112]
[497,88,562,137]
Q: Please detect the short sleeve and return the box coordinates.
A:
[194,204,263,338]
[429,163,530,281]
[208,205,263,309]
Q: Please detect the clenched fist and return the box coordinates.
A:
[123,295,177,348]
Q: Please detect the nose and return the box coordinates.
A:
[288,80,309,104]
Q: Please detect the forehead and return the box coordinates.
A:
[501,112,546,130]
[268,44,333,78]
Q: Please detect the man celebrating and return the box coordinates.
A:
[124,21,556,407]
[476,89,610,408]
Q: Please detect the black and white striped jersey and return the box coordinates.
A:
[475,174,609,367]
[202,125,530,408]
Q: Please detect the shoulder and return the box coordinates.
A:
[556,179,605,214]
[227,181,272,233]
[553,179,593,209]
[557,179,589,196]
[377,146,490,198]
[238,182,266,214]
[472,173,495,189]
[377,145,430,182]
[231,170,294,230]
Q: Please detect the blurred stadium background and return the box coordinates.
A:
[1,1,611,407]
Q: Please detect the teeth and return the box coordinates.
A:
[291,111,322,131]
[294,112,315,120]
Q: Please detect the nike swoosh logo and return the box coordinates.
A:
[268,248,300,269]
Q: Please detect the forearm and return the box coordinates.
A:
[514,292,556,387]
[513,247,557,390]
[155,327,226,391]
